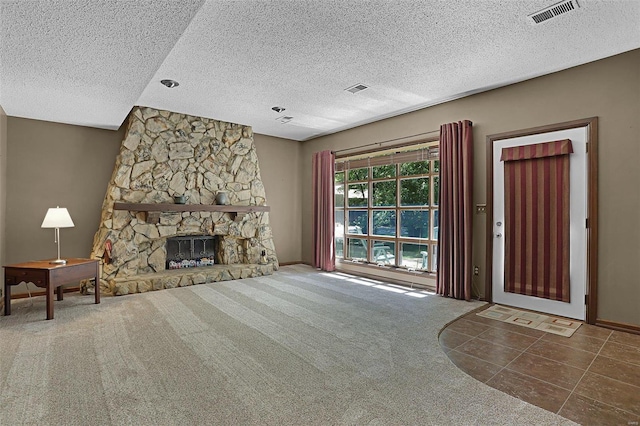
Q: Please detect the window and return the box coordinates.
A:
[334,143,439,272]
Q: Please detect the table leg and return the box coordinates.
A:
[94,262,100,305]
[4,282,10,316]
[46,283,54,320]
[57,285,63,301]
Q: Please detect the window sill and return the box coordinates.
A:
[336,259,436,290]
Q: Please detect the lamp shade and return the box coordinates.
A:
[41,207,75,228]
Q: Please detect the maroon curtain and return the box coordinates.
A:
[501,139,573,302]
[437,120,473,300]
[312,150,336,271]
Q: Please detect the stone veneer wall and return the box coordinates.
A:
[86,106,278,296]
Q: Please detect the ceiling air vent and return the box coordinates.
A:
[276,116,293,124]
[345,83,369,94]
[528,0,579,24]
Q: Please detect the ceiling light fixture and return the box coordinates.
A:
[160,79,179,88]
[271,106,286,113]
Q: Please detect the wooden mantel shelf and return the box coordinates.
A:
[113,202,269,223]
[114,202,269,213]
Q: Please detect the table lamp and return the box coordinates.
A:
[41,206,75,264]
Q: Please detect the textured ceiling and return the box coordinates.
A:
[1,0,639,141]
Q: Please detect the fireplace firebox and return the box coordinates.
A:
[166,236,216,269]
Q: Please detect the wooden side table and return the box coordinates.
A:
[4,258,100,320]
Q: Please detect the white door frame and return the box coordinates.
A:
[485,118,599,323]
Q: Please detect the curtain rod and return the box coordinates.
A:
[332,120,473,155]
[332,129,440,155]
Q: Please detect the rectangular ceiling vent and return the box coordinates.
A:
[528,0,579,24]
[345,83,369,94]
[276,116,293,124]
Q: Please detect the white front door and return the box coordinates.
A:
[492,127,588,320]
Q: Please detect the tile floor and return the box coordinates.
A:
[440,306,640,425]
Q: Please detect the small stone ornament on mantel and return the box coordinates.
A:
[215,191,230,205]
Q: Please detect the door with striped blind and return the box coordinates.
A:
[491,127,588,320]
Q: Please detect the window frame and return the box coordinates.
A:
[334,141,439,273]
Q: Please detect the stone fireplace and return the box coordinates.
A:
[82,106,278,296]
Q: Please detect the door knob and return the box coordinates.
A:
[496,233,502,238]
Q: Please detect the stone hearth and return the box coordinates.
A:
[83,106,278,296]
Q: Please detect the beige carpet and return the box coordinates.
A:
[0,265,576,425]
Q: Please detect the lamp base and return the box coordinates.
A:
[50,259,67,265]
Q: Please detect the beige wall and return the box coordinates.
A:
[5,118,301,294]
[253,134,302,263]
[0,105,6,304]
[6,118,124,294]
[301,49,640,327]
